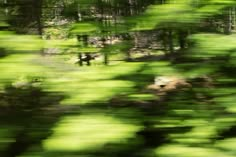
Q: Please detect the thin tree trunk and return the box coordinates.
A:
[178,30,186,49]
[232,7,235,30]
[224,8,232,34]
[104,52,109,65]
[33,0,43,36]
[78,53,83,66]
[168,29,174,54]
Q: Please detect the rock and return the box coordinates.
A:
[147,76,191,95]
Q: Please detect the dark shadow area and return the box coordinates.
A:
[0,48,7,58]
[0,80,67,157]
[217,124,236,140]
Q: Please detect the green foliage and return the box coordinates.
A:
[0,31,43,51]
[189,33,236,57]
[155,144,235,157]
[70,22,99,35]
[78,47,101,53]
[131,0,236,31]
[2,1,236,157]
[45,38,78,50]
[101,41,133,54]
[43,114,141,151]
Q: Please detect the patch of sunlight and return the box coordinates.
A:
[0,54,51,88]
[107,62,145,74]
[214,96,236,113]
[153,118,184,129]
[168,124,218,144]
[78,80,135,88]
[62,61,143,81]
[70,22,99,34]
[181,65,216,78]
[0,55,150,105]
[67,88,134,105]
[0,32,43,51]
[167,120,217,144]
[50,78,135,105]
[69,71,114,81]
[182,119,210,127]
[143,61,180,76]
[172,109,196,116]
[43,114,141,151]
[45,39,78,49]
[214,117,236,128]
[215,138,236,152]
[182,125,217,139]
[155,144,234,157]
[43,62,144,105]
[225,106,236,113]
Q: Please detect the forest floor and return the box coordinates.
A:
[1,53,236,157]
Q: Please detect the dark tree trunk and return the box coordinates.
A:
[104,52,109,65]
[33,0,43,36]
[168,29,174,54]
[224,8,232,35]
[178,30,187,49]
[78,53,83,66]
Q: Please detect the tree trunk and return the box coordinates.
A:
[178,30,187,49]
[104,52,109,65]
[168,29,174,54]
[224,8,232,35]
[30,0,43,35]
[78,53,83,66]
[231,7,235,30]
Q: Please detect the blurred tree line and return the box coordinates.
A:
[1,0,236,62]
